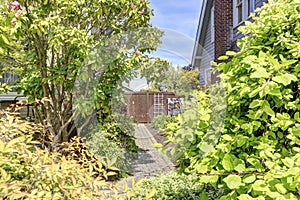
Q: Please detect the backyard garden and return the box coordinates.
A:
[0,0,299,199]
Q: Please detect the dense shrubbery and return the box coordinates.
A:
[87,130,131,176]
[127,172,222,200]
[99,116,138,153]
[0,113,121,199]
[151,114,176,130]
[163,0,300,199]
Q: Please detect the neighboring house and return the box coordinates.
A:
[191,0,268,85]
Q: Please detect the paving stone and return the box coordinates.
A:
[116,124,175,189]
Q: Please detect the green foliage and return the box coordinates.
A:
[126,172,223,200]
[86,130,130,175]
[164,0,300,199]
[176,69,200,97]
[151,114,176,130]
[57,136,119,181]
[162,87,225,166]
[99,115,138,153]
[0,113,123,199]
[0,0,161,147]
[139,57,172,87]
[140,62,200,98]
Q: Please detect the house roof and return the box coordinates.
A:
[191,0,213,67]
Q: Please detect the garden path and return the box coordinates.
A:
[117,123,175,187]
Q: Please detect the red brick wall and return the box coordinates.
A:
[214,0,233,59]
[212,0,233,83]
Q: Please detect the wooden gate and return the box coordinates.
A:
[125,92,177,123]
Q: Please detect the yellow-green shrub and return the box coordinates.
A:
[0,112,119,199]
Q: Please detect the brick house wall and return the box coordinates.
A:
[212,0,233,83]
[214,0,233,61]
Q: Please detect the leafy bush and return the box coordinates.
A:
[99,115,138,153]
[87,130,131,176]
[0,112,121,199]
[57,136,120,181]
[162,89,219,166]
[127,172,223,200]
[151,114,176,130]
[164,0,300,199]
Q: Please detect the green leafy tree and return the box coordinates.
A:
[139,61,200,97]
[0,0,161,148]
[139,57,172,88]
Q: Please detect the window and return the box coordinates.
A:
[233,0,255,27]
[211,6,215,43]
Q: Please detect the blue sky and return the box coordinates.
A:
[149,0,202,66]
[128,0,203,90]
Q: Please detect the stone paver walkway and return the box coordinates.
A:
[117,124,175,186]
[131,124,174,176]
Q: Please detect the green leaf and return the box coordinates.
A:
[247,158,263,170]
[226,51,237,56]
[218,55,229,61]
[153,143,163,148]
[250,68,270,79]
[1,35,10,45]
[275,183,287,194]
[273,73,297,86]
[223,175,242,189]
[199,175,219,184]
[263,102,275,117]
[222,154,234,171]
[287,167,300,175]
[238,194,254,200]
[198,190,209,200]
[279,60,298,68]
[236,136,247,147]
[234,159,246,172]
[282,157,294,168]
[243,174,256,184]
[269,87,282,97]
[294,112,299,120]
[222,134,233,141]
[242,55,257,65]
[249,87,263,98]
[252,180,268,192]
[266,54,280,69]
[249,100,263,109]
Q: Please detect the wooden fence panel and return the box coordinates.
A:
[125,92,176,123]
